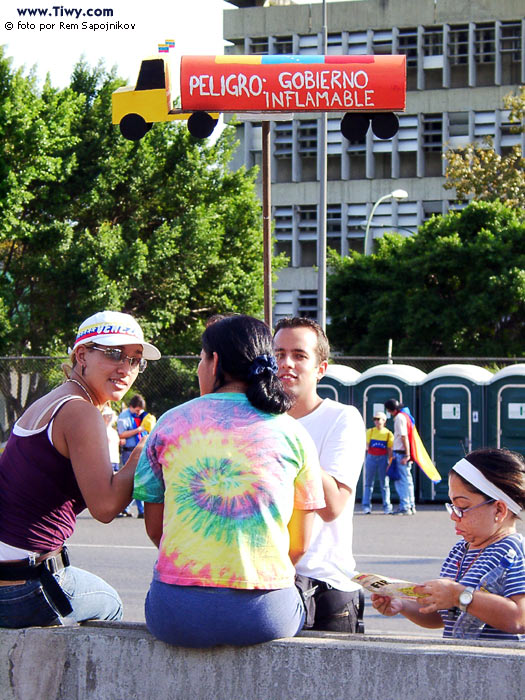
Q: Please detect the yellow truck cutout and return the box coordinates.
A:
[112,57,218,141]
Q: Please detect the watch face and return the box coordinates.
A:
[459,588,474,606]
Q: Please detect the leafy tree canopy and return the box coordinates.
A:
[0,50,275,356]
[443,87,525,208]
[327,201,525,356]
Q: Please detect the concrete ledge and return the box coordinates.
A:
[2,622,525,700]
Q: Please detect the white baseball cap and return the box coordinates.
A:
[373,411,387,420]
[72,311,161,360]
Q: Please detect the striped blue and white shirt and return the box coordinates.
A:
[439,533,525,641]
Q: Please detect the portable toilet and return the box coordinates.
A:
[486,364,525,453]
[353,364,427,429]
[419,364,492,501]
[353,364,427,504]
[318,364,361,405]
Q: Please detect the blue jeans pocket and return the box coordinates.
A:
[0,580,60,628]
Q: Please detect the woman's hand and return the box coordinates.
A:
[371,593,404,616]
[414,578,461,614]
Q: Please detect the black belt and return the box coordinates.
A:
[0,546,72,616]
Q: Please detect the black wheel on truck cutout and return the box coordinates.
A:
[119,113,149,141]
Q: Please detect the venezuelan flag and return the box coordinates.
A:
[401,409,441,483]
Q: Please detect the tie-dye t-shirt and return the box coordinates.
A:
[133,393,324,590]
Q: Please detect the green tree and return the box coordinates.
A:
[444,87,525,208]
[0,54,272,357]
[327,201,525,356]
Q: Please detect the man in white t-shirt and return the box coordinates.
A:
[384,398,416,515]
[273,318,366,632]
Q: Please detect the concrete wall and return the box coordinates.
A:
[2,622,525,700]
[224,0,524,39]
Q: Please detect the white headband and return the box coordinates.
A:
[452,458,522,515]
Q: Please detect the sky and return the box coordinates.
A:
[1,0,232,89]
[2,1,334,89]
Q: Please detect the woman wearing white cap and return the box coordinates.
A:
[0,310,160,628]
[371,448,525,640]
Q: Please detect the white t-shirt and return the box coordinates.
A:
[296,398,366,591]
[392,412,408,451]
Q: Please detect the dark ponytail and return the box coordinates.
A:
[201,315,292,414]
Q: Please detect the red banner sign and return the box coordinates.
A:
[180,55,406,113]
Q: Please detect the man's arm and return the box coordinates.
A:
[315,406,366,523]
[316,472,351,522]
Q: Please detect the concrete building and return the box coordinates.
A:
[223,0,524,321]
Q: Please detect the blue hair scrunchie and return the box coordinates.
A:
[249,354,278,378]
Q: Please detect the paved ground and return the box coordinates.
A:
[67,504,525,637]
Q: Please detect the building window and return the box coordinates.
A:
[298,34,318,55]
[297,206,318,265]
[274,35,293,54]
[274,122,293,158]
[448,111,470,148]
[448,25,469,65]
[422,114,443,152]
[398,28,418,67]
[297,290,318,319]
[422,200,444,221]
[298,121,318,156]
[500,21,522,63]
[347,31,368,54]
[274,206,293,256]
[249,37,269,55]
[475,22,495,64]
[327,33,343,54]
[372,29,393,55]
[473,111,496,141]
[423,27,443,56]
[327,204,342,254]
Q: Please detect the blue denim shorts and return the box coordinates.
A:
[145,579,305,647]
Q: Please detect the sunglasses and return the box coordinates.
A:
[445,499,495,519]
[91,345,147,373]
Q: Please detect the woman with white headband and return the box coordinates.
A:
[371,448,525,640]
[0,310,160,628]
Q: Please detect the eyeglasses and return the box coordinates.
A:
[91,345,147,373]
[373,417,381,421]
[445,499,495,519]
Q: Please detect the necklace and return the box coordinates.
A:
[66,379,94,406]
[456,545,484,582]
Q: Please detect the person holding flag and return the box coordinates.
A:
[385,398,441,515]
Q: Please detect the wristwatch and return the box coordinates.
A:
[458,586,475,612]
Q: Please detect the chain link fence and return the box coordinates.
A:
[1,355,524,442]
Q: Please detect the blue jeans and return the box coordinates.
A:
[0,566,122,628]
[362,454,392,513]
[145,580,305,647]
[393,453,415,512]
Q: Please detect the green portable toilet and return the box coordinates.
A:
[486,364,525,453]
[419,364,492,501]
[318,364,361,404]
[353,364,426,429]
[353,364,427,503]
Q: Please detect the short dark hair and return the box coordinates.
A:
[454,448,525,516]
[129,394,146,409]
[384,398,402,412]
[273,317,330,363]
[202,315,292,415]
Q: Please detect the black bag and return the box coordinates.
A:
[295,574,365,633]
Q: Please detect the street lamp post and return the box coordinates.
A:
[363,189,408,255]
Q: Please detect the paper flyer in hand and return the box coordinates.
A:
[352,573,426,599]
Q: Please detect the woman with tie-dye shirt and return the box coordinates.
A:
[134,315,325,647]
